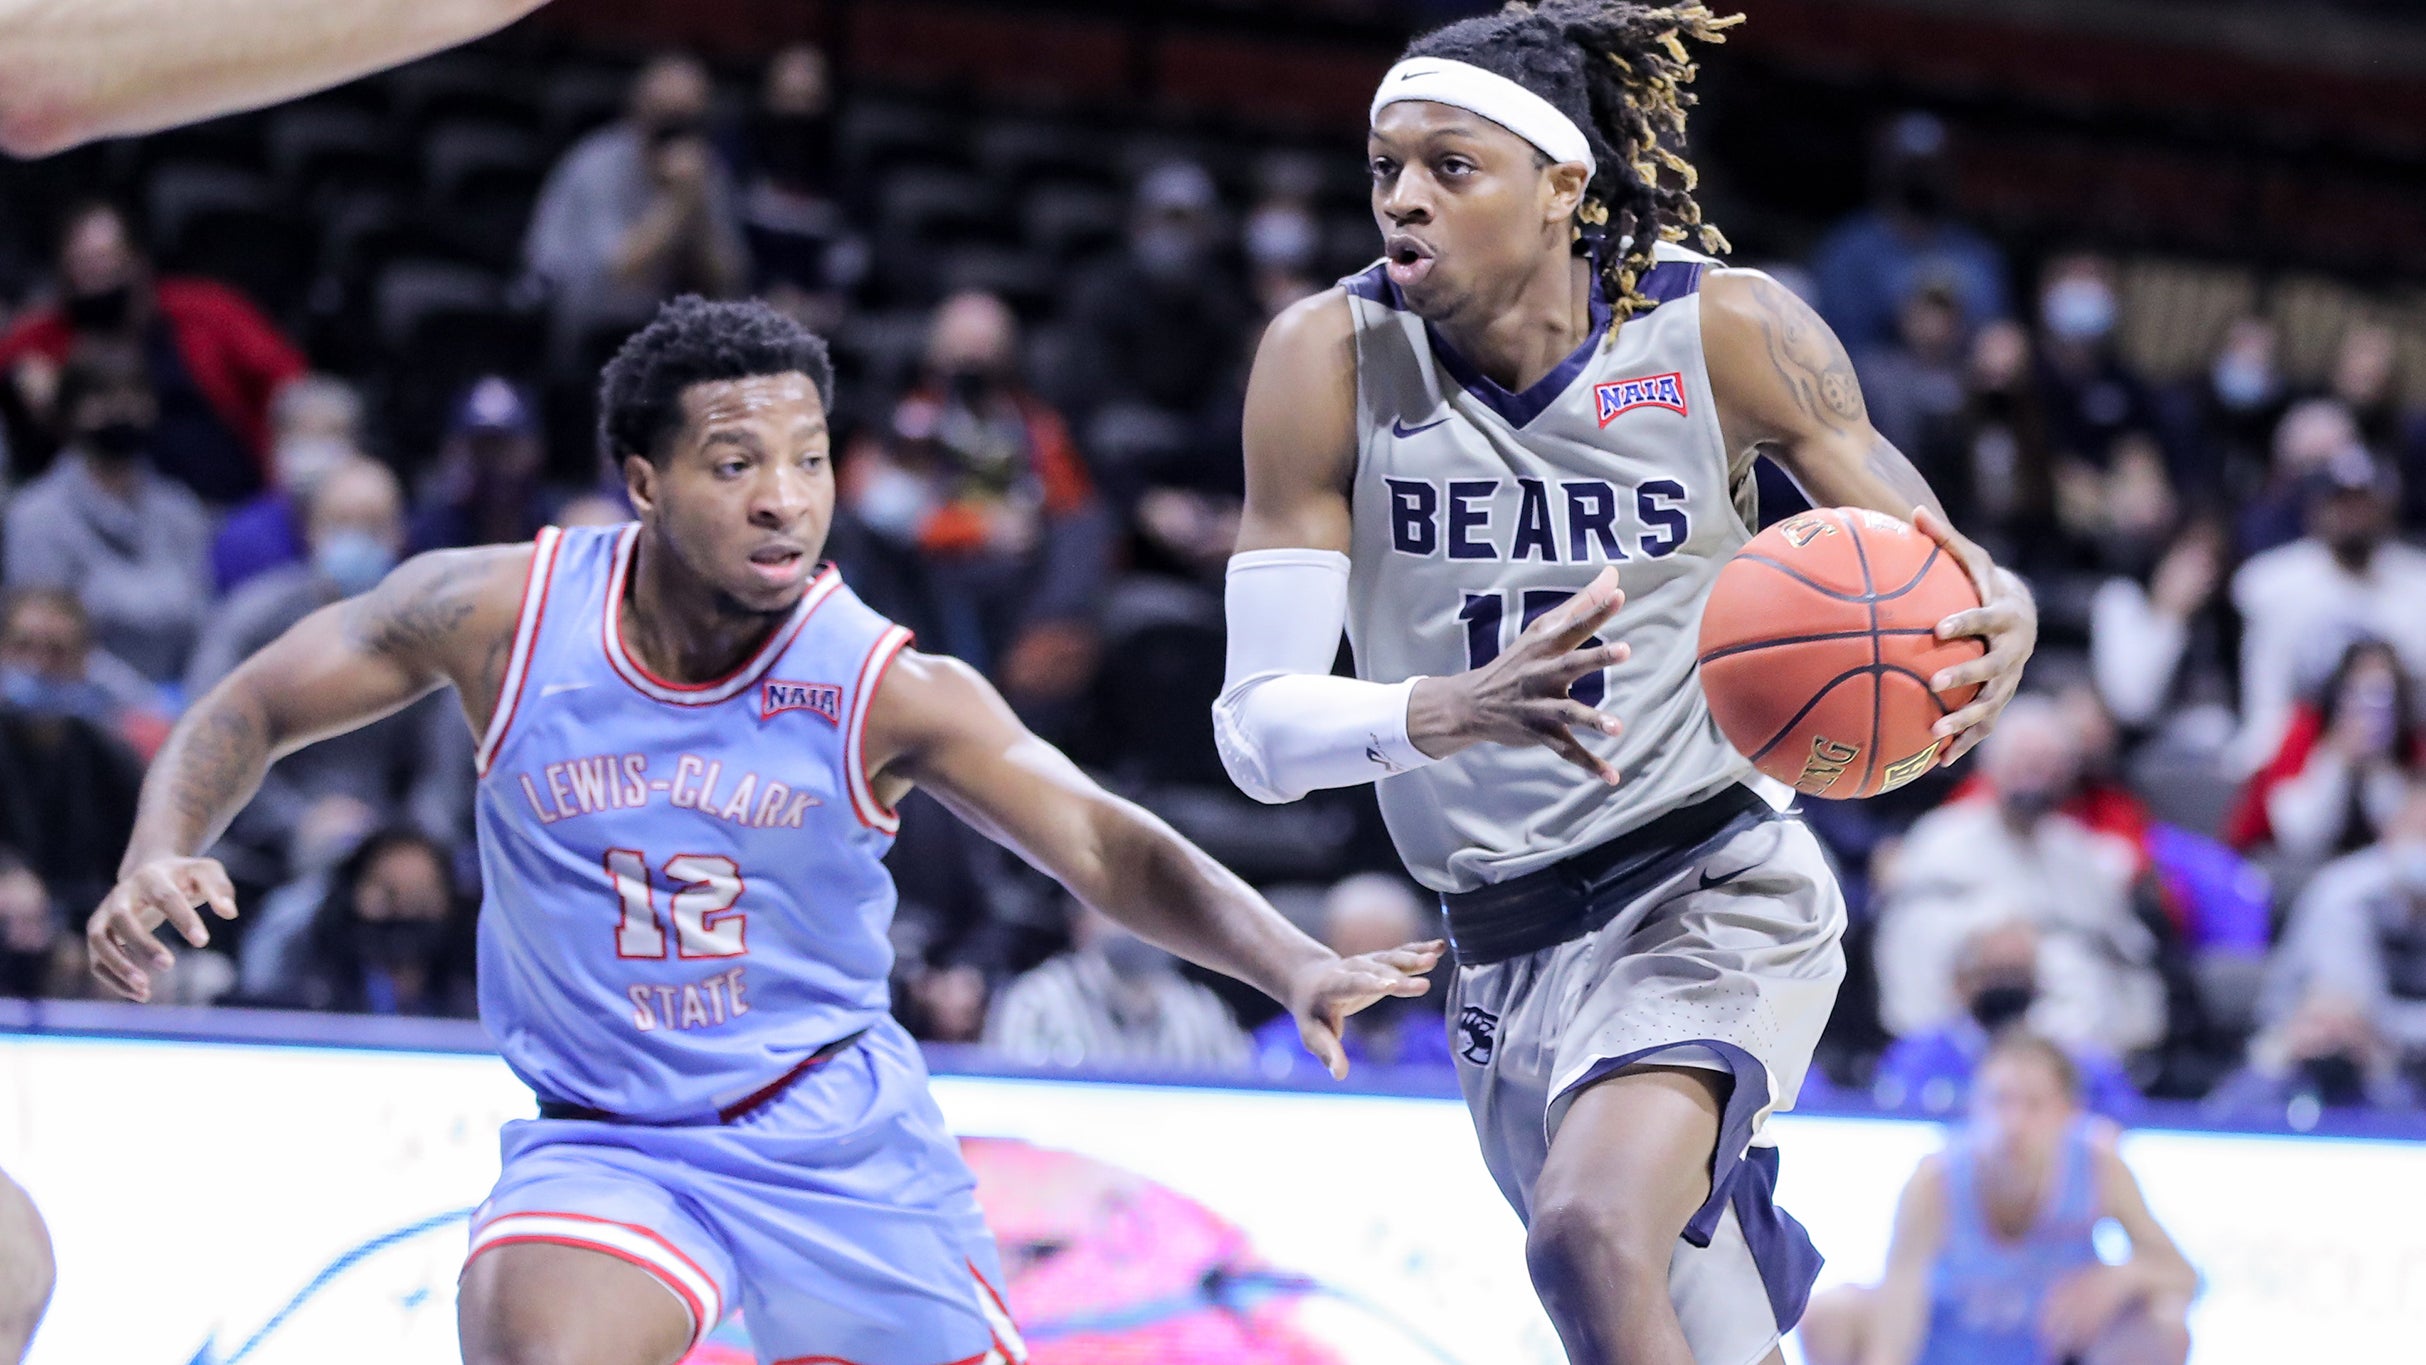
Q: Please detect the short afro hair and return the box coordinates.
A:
[597,295,835,465]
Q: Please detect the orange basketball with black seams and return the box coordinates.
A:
[1694,507,1983,800]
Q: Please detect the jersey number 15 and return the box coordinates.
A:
[607,849,747,959]
[1459,587,1610,706]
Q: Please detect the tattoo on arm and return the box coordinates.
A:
[128,694,270,868]
[340,558,478,667]
[1746,279,1867,431]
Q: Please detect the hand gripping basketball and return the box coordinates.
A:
[1409,566,1633,785]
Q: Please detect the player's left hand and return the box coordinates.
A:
[1288,940,1445,1080]
[1913,505,2036,768]
[2038,1263,2142,1354]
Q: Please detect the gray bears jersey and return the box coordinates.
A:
[1342,242,1762,893]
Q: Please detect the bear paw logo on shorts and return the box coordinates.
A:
[1456,1005,1499,1065]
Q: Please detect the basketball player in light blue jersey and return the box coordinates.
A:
[85,297,1442,1365]
[1799,1033,2195,1365]
[1216,4,2038,1362]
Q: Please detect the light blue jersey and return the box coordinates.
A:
[1920,1121,2102,1365]
[472,522,913,1122]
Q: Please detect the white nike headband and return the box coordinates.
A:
[1371,57,1596,178]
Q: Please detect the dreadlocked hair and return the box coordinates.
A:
[1403,1,1741,321]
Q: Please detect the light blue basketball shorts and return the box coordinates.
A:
[466,1018,1026,1364]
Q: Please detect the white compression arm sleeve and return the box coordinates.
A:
[1212,548,1438,804]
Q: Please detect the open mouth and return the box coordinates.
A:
[1384,232,1437,288]
[747,544,808,586]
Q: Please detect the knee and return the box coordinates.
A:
[1524,1191,1674,1297]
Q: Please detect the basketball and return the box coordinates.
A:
[1695,508,1984,800]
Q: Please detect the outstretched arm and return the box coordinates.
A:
[867,648,1442,1078]
[1701,270,2037,765]
[0,0,547,157]
[89,545,528,1000]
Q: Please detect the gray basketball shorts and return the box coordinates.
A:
[1445,814,1847,1365]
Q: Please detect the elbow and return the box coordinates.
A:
[1211,686,1301,806]
[0,87,85,160]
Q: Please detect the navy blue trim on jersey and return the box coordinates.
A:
[1733,1144,1824,1329]
[1341,256,1708,430]
[1553,1035,1776,1247]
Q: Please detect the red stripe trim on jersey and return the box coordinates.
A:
[844,625,915,833]
[472,1210,722,1299]
[599,522,839,706]
[474,526,564,776]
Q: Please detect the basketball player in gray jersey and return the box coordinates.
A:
[1214,5,2036,1363]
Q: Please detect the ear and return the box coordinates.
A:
[622,453,658,517]
[1543,160,1592,225]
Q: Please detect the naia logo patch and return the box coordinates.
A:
[1593,371,1688,426]
[761,679,843,724]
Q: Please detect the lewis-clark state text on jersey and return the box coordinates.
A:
[471,522,913,1122]
[1341,242,1763,894]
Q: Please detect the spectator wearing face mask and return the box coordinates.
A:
[1872,920,2143,1121]
[209,373,367,595]
[407,376,563,551]
[1811,111,2012,353]
[2247,775,2426,1076]
[2207,990,2420,1123]
[1065,162,1253,448]
[2231,448,2426,768]
[985,902,1250,1071]
[0,847,70,1000]
[1250,874,1449,1079]
[2031,255,2161,485]
[736,44,859,334]
[0,200,304,501]
[2225,638,2425,866]
[0,587,169,758]
[188,457,471,887]
[2235,399,2370,560]
[246,827,475,1017]
[523,52,750,367]
[2165,315,2289,510]
[2325,322,2426,530]
[2,340,212,681]
[0,632,143,920]
[1874,696,2169,1059]
[834,291,1112,734]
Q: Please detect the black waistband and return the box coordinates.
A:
[537,1028,868,1126]
[1442,785,1777,966]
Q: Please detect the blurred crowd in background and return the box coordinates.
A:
[2,17,2425,1132]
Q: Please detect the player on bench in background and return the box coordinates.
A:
[87,297,1439,1365]
[1214,4,2035,1363]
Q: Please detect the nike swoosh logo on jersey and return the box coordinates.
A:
[1698,865,1750,891]
[1390,416,1449,438]
[539,681,592,697]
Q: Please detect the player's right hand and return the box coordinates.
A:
[1409,566,1630,784]
[87,856,239,1003]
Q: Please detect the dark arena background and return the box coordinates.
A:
[5,1,2426,1361]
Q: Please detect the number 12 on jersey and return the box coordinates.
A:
[1459,587,1610,707]
[608,849,748,959]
